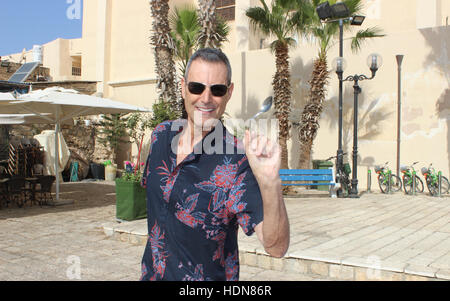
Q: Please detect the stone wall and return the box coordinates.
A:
[31,81,98,95]
[0,61,22,80]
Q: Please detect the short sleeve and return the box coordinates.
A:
[227,157,263,236]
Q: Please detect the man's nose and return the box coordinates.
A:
[199,86,214,102]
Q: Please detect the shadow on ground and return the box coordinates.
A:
[0,181,116,220]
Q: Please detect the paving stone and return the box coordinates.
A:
[404,264,437,278]
[435,269,450,280]
[329,264,354,280]
[354,267,374,281]
[310,261,329,276]
[272,257,284,271]
[379,270,405,281]
[242,252,258,267]
[283,258,307,274]
[404,274,432,281]
[257,255,272,269]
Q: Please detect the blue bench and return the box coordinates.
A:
[279,168,337,198]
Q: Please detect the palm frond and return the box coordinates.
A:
[169,6,201,75]
[270,37,297,52]
[343,0,364,15]
[247,0,315,44]
[289,0,316,33]
[246,6,271,35]
[350,26,385,53]
[311,0,323,7]
[214,15,231,47]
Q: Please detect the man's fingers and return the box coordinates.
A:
[266,138,280,156]
[244,130,256,146]
[245,129,280,158]
[244,130,250,149]
[257,136,269,156]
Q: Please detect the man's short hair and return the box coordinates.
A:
[184,48,232,85]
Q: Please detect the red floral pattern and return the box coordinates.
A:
[140,121,263,281]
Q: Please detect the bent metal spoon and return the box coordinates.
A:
[244,96,273,133]
[250,96,273,121]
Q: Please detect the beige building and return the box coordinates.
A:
[5,0,450,190]
[6,38,83,82]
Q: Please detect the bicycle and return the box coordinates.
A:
[421,164,449,196]
[374,162,402,193]
[401,161,424,194]
[325,153,351,198]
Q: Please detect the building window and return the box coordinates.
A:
[217,0,235,21]
[72,66,81,76]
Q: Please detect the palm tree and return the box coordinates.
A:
[246,0,312,170]
[170,5,230,118]
[171,6,230,75]
[296,0,384,169]
[170,6,201,76]
[149,0,179,113]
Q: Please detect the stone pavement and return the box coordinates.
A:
[0,181,321,281]
[0,181,449,281]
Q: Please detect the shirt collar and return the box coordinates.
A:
[168,119,241,160]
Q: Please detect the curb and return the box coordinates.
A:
[102,221,449,281]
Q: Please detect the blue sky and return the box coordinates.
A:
[0,0,83,56]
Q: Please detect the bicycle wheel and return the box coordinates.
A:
[378,174,388,193]
[403,174,413,194]
[440,176,449,194]
[415,175,424,193]
[391,175,402,192]
[380,174,401,193]
[426,176,438,196]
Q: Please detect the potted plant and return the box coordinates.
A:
[114,106,175,222]
[115,162,147,221]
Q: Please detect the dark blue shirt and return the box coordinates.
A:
[140,120,263,281]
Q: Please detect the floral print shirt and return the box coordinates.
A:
[140,120,263,281]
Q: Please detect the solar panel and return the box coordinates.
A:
[8,62,40,83]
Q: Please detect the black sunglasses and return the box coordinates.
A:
[187,82,230,97]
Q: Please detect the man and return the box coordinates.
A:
[140,48,289,281]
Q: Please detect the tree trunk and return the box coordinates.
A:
[273,43,292,170]
[298,140,313,169]
[198,0,218,48]
[150,0,179,111]
[279,136,289,170]
[297,56,329,169]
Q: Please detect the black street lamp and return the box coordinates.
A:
[316,1,365,198]
[334,54,383,198]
